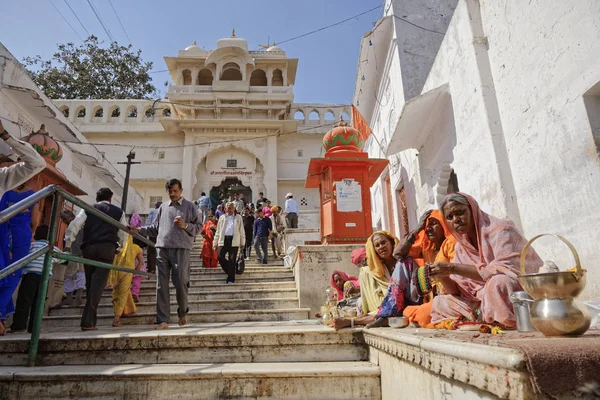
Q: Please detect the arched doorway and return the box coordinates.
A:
[209,177,252,209]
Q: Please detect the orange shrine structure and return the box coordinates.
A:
[305,119,387,244]
[0,125,85,246]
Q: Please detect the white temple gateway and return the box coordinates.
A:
[54,32,350,224]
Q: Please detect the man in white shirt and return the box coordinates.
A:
[214,202,245,284]
[232,193,244,214]
[284,193,299,228]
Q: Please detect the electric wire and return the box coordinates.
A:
[48,0,83,40]
[276,5,381,45]
[108,0,132,45]
[63,0,90,37]
[86,0,115,42]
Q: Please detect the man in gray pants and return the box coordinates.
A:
[131,179,201,329]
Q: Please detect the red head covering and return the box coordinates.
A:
[350,247,367,266]
[330,270,360,300]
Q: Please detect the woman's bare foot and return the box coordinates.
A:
[366,317,389,329]
[333,318,351,331]
[112,319,123,327]
[0,321,5,336]
[154,322,169,330]
[178,316,187,327]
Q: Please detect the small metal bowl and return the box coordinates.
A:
[388,317,409,328]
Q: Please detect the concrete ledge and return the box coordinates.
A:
[363,328,536,400]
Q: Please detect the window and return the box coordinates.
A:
[76,107,86,118]
[300,197,308,206]
[584,82,600,157]
[309,111,320,120]
[61,107,69,118]
[221,62,242,81]
[111,107,120,118]
[272,69,283,86]
[162,108,171,117]
[144,108,155,120]
[294,110,305,120]
[197,69,213,85]
[149,196,163,208]
[182,69,192,85]
[226,159,237,168]
[297,150,303,157]
[94,107,103,118]
[250,69,267,86]
[158,151,165,159]
[127,107,137,118]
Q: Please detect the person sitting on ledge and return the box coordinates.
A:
[428,193,542,329]
[330,270,360,301]
[333,231,397,330]
[367,209,457,328]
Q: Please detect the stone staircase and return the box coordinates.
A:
[0,238,381,399]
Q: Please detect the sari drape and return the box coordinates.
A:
[330,270,360,300]
[201,220,218,268]
[107,235,139,316]
[430,193,543,328]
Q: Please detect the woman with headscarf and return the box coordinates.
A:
[428,193,542,328]
[367,210,457,328]
[333,231,399,330]
[330,270,360,301]
[201,212,219,268]
[108,235,143,327]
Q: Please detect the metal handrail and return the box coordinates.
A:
[0,184,156,366]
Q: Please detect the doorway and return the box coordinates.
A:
[209,177,252,209]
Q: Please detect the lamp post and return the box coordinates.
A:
[117,150,141,212]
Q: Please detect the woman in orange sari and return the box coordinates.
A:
[201,213,218,268]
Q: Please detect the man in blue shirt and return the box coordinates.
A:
[253,208,272,264]
[284,193,299,228]
[197,192,211,224]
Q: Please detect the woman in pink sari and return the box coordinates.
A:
[428,193,542,328]
[129,213,147,303]
[330,270,360,300]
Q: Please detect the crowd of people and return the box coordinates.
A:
[196,191,297,284]
[329,192,543,332]
[0,142,301,333]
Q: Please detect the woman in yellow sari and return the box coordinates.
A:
[108,235,144,327]
[333,231,399,330]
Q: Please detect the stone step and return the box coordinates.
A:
[95,288,299,303]
[49,298,300,316]
[99,281,298,294]
[0,322,367,366]
[41,308,311,328]
[135,275,295,289]
[191,267,291,275]
[0,362,380,399]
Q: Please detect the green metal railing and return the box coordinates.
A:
[0,185,155,367]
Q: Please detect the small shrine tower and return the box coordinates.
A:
[305,119,388,244]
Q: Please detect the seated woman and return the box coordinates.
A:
[333,231,398,330]
[428,193,542,329]
[367,210,456,328]
[330,270,360,300]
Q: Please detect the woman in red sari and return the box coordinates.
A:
[201,213,218,268]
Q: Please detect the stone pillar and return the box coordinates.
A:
[181,131,195,194]
[263,135,278,204]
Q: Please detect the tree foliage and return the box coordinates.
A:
[23,36,157,99]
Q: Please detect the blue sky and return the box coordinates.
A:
[2,0,383,104]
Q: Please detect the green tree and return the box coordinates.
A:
[23,35,157,99]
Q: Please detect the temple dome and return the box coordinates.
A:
[182,41,204,56]
[216,30,248,51]
[267,45,283,52]
[322,120,365,153]
[23,124,62,166]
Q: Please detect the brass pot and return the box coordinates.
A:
[518,234,591,336]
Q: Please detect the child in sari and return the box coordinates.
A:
[108,235,143,327]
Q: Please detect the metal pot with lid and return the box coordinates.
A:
[519,234,591,336]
